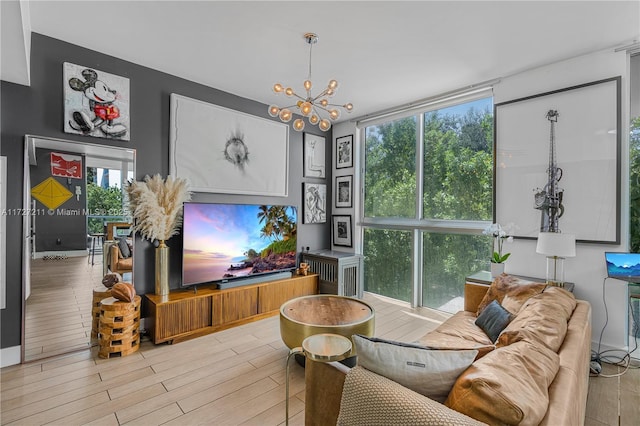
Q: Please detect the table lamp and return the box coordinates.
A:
[536,232,576,287]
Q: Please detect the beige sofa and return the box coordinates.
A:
[304,275,592,426]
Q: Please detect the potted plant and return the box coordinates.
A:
[483,222,515,277]
[125,174,191,296]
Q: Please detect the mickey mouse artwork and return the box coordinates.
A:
[63,62,130,141]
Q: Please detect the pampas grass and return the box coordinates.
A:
[125,174,191,242]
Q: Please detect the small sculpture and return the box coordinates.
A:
[102,272,123,288]
[298,262,309,276]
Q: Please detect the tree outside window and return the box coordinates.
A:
[363,96,493,311]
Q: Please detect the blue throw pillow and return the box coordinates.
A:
[475,299,514,343]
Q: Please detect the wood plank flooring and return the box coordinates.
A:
[25,256,107,361]
[8,256,638,425]
[3,292,450,425]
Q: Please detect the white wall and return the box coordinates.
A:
[339,47,632,351]
[495,48,631,352]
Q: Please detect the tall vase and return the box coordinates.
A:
[155,240,170,296]
[490,262,505,278]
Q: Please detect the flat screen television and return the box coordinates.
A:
[182,202,298,287]
[605,252,640,283]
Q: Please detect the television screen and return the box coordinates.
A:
[182,202,298,287]
[605,252,640,283]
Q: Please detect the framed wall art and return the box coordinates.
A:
[50,152,82,179]
[494,76,621,244]
[63,62,130,141]
[336,134,353,169]
[303,182,327,224]
[303,133,326,178]
[332,215,353,247]
[169,94,289,196]
[335,175,353,208]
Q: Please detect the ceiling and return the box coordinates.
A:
[2,1,639,122]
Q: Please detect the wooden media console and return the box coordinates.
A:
[145,273,318,344]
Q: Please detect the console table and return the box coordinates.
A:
[145,273,318,344]
[466,270,574,293]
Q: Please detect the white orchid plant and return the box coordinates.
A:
[483,222,515,264]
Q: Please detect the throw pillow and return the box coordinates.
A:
[474,299,514,342]
[476,274,547,316]
[338,366,485,426]
[116,237,131,259]
[353,334,477,403]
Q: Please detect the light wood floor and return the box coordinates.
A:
[586,361,640,426]
[7,259,637,425]
[3,292,451,425]
[25,255,108,362]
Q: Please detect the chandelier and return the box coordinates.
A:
[268,33,353,132]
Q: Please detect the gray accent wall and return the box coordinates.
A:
[0,33,332,350]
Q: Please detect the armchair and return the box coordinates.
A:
[108,241,132,275]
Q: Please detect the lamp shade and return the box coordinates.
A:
[536,232,576,257]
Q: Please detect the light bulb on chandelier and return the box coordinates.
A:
[268,33,353,132]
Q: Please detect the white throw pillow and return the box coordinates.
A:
[353,334,478,403]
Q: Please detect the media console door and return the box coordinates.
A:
[145,274,319,344]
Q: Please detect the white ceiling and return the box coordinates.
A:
[3,1,640,122]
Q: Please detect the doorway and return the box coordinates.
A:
[22,135,135,362]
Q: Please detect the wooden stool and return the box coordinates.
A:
[91,287,112,340]
[98,295,141,359]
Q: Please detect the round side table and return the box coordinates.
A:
[280,294,374,358]
[285,333,352,425]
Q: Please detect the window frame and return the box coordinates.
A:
[358,89,494,307]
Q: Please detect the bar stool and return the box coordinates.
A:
[88,233,105,265]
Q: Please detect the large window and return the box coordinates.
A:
[86,166,133,236]
[364,116,417,218]
[362,94,494,312]
[629,54,640,252]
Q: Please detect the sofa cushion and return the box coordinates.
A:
[445,340,560,426]
[416,311,495,359]
[338,366,485,426]
[496,286,577,352]
[353,334,477,403]
[475,300,514,342]
[420,311,494,346]
[477,274,547,316]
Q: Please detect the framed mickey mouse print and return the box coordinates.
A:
[63,62,130,141]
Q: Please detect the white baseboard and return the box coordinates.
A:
[34,250,87,259]
[591,340,629,356]
[0,346,21,367]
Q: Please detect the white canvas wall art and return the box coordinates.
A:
[169,94,289,196]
